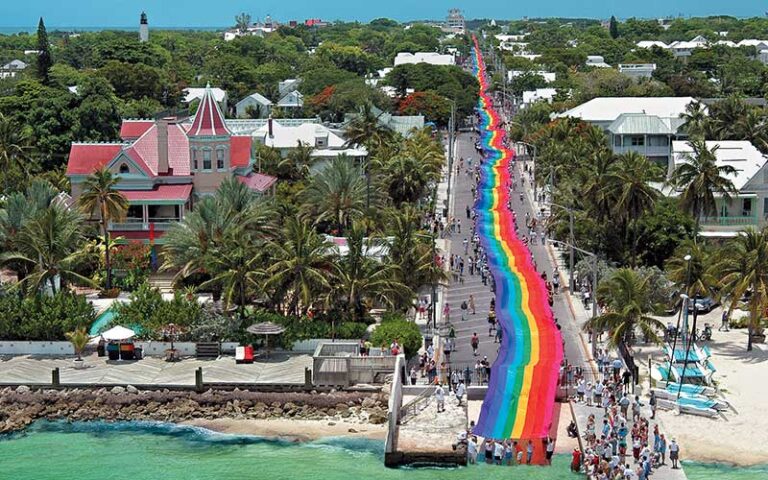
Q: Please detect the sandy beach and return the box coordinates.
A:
[634,315,768,466]
[183,417,387,441]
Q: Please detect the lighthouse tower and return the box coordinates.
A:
[139,12,149,43]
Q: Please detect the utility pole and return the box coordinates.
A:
[446,100,456,217]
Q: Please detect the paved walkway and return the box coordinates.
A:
[0,353,311,386]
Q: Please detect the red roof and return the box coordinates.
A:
[128,123,191,176]
[120,184,193,202]
[66,143,123,175]
[120,120,155,140]
[189,85,231,137]
[237,173,277,193]
[230,136,252,168]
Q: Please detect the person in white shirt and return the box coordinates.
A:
[435,383,445,413]
[467,436,478,464]
[586,382,594,406]
[455,380,466,406]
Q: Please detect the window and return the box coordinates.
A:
[631,136,645,146]
[203,149,212,171]
[743,198,752,217]
[119,163,129,174]
[216,148,225,170]
[614,136,621,147]
[192,149,198,171]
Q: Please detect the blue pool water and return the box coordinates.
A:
[89,308,116,336]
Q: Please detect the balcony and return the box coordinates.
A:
[612,145,671,157]
[700,215,758,227]
[110,217,180,232]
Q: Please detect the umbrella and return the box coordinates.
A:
[246,322,286,358]
[101,325,136,341]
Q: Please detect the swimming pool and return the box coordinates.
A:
[89,308,116,336]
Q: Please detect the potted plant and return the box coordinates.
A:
[66,328,90,369]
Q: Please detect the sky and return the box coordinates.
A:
[0,0,765,29]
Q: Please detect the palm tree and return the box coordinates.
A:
[78,168,128,290]
[66,328,90,361]
[235,13,252,34]
[264,216,337,315]
[583,268,665,348]
[679,101,708,138]
[344,104,394,157]
[582,150,617,222]
[278,141,315,180]
[198,232,263,315]
[715,227,768,351]
[668,139,736,236]
[603,152,661,266]
[331,223,410,321]
[665,241,715,299]
[0,113,33,193]
[382,154,429,205]
[300,156,371,235]
[1,203,95,295]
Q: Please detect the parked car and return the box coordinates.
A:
[687,295,717,313]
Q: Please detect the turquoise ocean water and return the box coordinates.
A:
[0,421,765,480]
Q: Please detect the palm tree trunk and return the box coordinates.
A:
[102,206,112,291]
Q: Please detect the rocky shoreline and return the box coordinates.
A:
[0,386,389,435]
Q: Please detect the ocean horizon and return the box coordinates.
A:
[0,26,227,35]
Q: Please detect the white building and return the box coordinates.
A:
[183,87,227,106]
[636,40,669,49]
[139,11,148,43]
[671,140,768,236]
[235,92,273,118]
[508,70,556,83]
[0,59,27,79]
[618,64,657,79]
[394,52,455,67]
[444,8,465,34]
[522,88,558,106]
[586,55,611,68]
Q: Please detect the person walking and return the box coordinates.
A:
[460,300,468,321]
[469,294,476,314]
[649,391,657,419]
[443,303,450,323]
[455,379,466,406]
[526,441,534,464]
[409,366,417,385]
[435,382,446,413]
[463,237,469,255]
[471,332,480,356]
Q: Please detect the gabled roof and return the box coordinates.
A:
[2,59,27,70]
[66,143,124,175]
[277,90,304,108]
[255,123,345,149]
[237,92,272,107]
[608,113,675,135]
[189,85,231,137]
[237,173,277,193]
[672,140,768,191]
[120,119,155,140]
[126,123,191,176]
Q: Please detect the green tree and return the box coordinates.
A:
[235,13,252,34]
[0,112,34,193]
[74,76,121,142]
[370,314,422,358]
[715,227,768,351]
[77,168,128,290]
[668,139,737,236]
[609,16,619,39]
[584,268,665,347]
[36,17,53,84]
[665,241,715,299]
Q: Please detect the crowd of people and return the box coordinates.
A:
[573,360,682,479]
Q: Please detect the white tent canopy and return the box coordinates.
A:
[100,326,136,341]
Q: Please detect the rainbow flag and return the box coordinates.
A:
[471,37,563,443]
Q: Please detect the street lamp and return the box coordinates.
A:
[548,203,576,294]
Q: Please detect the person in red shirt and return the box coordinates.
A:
[570,447,581,472]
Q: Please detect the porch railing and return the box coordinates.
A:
[699,215,758,227]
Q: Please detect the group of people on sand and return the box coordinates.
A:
[457,427,556,467]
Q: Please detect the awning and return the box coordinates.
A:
[120,184,192,204]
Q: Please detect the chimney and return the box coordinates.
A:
[268,116,274,138]
[157,117,173,174]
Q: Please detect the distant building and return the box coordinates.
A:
[183,87,227,107]
[585,55,611,68]
[444,8,465,34]
[0,59,27,79]
[235,92,273,119]
[394,52,456,66]
[508,70,556,83]
[522,88,558,106]
[558,97,698,170]
[139,11,149,43]
[277,90,304,110]
[671,140,768,236]
[343,106,424,138]
[66,86,277,245]
[223,15,278,41]
[618,63,657,79]
[278,79,302,97]
[305,18,330,28]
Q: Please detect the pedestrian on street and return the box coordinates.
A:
[455,379,466,406]
[649,391,657,419]
[469,294,476,314]
[471,332,480,356]
[669,438,680,469]
[466,204,471,219]
[443,303,450,322]
[461,300,468,321]
[409,366,417,385]
[435,383,446,413]
[463,238,469,254]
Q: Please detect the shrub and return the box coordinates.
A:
[245,309,369,349]
[0,292,96,340]
[730,316,750,329]
[112,282,202,339]
[370,316,422,358]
